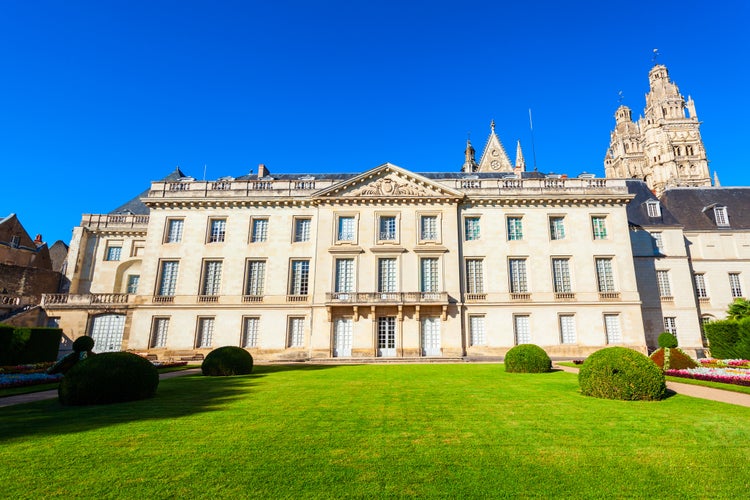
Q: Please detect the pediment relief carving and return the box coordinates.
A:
[349,175,432,198]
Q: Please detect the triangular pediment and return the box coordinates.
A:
[313,163,464,201]
[477,126,513,173]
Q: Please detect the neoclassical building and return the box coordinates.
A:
[42,63,745,360]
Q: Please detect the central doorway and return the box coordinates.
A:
[422,317,441,356]
[333,318,352,357]
[377,316,396,357]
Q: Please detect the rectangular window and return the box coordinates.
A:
[10,235,20,248]
[243,317,260,348]
[150,318,169,348]
[694,273,708,299]
[714,206,729,227]
[289,260,310,296]
[663,317,677,335]
[335,258,354,293]
[196,317,214,348]
[126,275,140,294]
[656,270,672,298]
[507,217,523,241]
[165,219,184,243]
[337,216,355,242]
[646,201,662,218]
[509,258,528,293]
[552,258,572,293]
[595,258,615,292]
[379,216,397,241]
[201,260,223,296]
[559,315,576,344]
[105,245,122,261]
[208,219,226,243]
[288,317,305,347]
[157,261,179,296]
[469,315,486,346]
[729,273,743,298]
[251,218,268,242]
[652,232,664,253]
[604,314,622,344]
[420,215,438,241]
[245,260,266,296]
[592,216,608,240]
[514,315,531,344]
[421,258,439,293]
[549,217,565,240]
[465,259,484,294]
[378,258,397,293]
[294,218,311,242]
[465,217,480,241]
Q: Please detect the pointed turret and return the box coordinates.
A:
[713,171,721,187]
[514,140,526,172]
[462,138,478,173]
[477,120,513,172]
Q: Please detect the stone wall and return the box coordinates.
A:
[0,263,62,299]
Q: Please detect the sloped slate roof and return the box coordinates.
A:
[660,187,750,230]
[109,167,190,215]
[625,180,681,227]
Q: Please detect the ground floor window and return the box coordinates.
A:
[89,314,126,352]
[150,317,169,348]
[288,317,305,347]
[469,315,485,346]
[604,314,622,344]
[514,315,531,344]
[243,317,260,348]
[196,317,214,348]
[559,315,576,344]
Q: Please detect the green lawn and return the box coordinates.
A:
[1,364,748,498]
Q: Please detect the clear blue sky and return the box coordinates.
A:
[2,1,748,244]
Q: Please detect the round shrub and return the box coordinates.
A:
[72,335,95,352]
[504,344,552,373]
[579,347,666,401]
[202,346,254,376]
[657,332,678,349]
[59,352,159,405]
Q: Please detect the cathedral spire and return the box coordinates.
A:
[515,140,526,172]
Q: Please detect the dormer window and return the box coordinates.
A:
[645,200,661,218]
[714,206,729,227]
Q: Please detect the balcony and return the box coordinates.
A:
[42,293,131,307]
[242,295,264,303]
[660,295,674,303]
[599,291,621,301]
[510,293,532,301]
[326,292,449,305]
[286,294,310,303]
[465,293,487,302]
[80,214,149,230]
[554,292,576,301]
[198,295,219,303]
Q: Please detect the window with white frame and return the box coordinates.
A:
[604,314,622,344]
[559,315,576,344]
[287,317,305,347]
[196,317,214,348]
[421,258,439,293]
[465,259,484,294]
[663,316,677,335]
[150,317,169,348]
[208,218,226,243]
[656,270,672,298]
[694,273,708,299]
[243,317,260,348]
[729,273,743,298]
[549,216,565,240]
[378,258,397,293]
[509,258,528,293]
[464,217,480,241]
[294,218,311,242]
[105,244,122,261]
[592,216,608,240]
[335,258,354,293]
[646,200,661,218]
[420,215,438,241]
[165,219,184,243]
[289,260,310,296]
[157,260,179,296]
[552,258,572,293]
[251,218,268,242]
[514,315,531,344]
[127,275,140,294]
[337,216,356,242]
[714,206,729,227]
[652,232,664,253]
[595,258,616,292]
[379,216,397,241]
[245,260,266,296]
[201,260,223,296]
[469,315,486,346]
[10,235,20,248]
[507,217,523,241]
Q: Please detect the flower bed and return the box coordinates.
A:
[665,366,750,387]
[153,361,188,369]
[699,358,750,369]
[0,372,62,389]
[0,362,55,375]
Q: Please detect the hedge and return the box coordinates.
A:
[703,319,750,359]
[0,326,62,365]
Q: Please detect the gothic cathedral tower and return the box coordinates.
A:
[604,64,711,195]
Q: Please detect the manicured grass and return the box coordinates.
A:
[1,364,748,498]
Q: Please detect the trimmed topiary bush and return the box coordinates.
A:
[579,347,666,401]
[649,347,699,370]
[72,335,95,352]
[657,332,678,349]
[504,344,551,373]
[58,352,159,405]
[202,346,254,376]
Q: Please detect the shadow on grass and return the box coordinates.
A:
[0,363,341,442]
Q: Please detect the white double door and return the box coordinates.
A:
[421,317,441,357]
[333,318,352,357]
